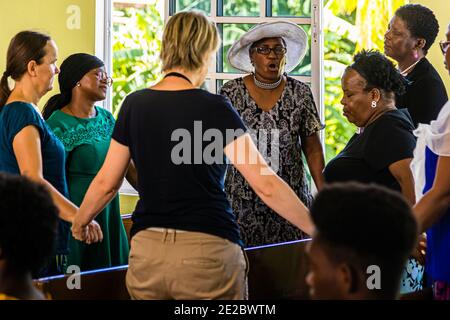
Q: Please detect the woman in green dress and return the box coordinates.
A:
[43,53,136,271]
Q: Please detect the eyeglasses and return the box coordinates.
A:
[252,46,287,56]
[439,40,450,54]
[94,71,113,87]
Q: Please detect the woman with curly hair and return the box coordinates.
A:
[324,50,415,201]
[324,50,422,294]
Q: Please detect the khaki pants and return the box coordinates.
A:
[126,228,248,300]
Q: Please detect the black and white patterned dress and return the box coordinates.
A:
[220,76,323,247]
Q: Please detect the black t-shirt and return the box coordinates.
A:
[396,58,448,127]
[323,109,416,191]
[113,88,247,246]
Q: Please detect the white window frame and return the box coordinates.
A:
[97,0,324,195]
[166,0,324,132]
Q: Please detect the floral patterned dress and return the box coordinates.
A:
[220,76,323,247]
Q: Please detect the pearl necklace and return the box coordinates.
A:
[253,73,282,90]
[400,58,422,76]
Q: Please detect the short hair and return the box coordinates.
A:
[310,182,418,299]
[160,10,220,72]
[0,173,58,275]
[395,4,439,55]
[348,50,407,96]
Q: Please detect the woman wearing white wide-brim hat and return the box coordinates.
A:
[220,21,325,247]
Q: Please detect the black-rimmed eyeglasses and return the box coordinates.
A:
[252,46,287,56]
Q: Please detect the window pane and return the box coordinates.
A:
[176,0,211,15]
[202,78,214,93]
[221,0,259,17]
[112,3,163,115]
[216,79,230,93]
[271,0,311,17]
[219,23,255,73]
[289,25,311,76]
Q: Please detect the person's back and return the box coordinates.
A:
[114,87,246,244]
[73,10,313,300]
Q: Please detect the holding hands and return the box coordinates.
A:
[71,214,103,244]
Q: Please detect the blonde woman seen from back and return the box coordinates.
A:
[71,11,312,300]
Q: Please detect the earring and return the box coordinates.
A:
[413,49,419,60]
[76,82,81,87]
[371,100,377,108]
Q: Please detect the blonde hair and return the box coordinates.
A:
[161,10,220,72]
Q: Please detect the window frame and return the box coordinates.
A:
[165,0,324,129]
[98,0,324,195]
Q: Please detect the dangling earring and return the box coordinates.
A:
[413,49,419,60]
[371,100,377,108]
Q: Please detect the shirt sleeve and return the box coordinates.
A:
[363,115,416,171]
[297,83,324,137]
[215,95,248,146]
[112,95,131,146]
[7,103,46,144]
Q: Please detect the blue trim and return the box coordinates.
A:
[244,238,311,251]
[37,239,311,281]
[37,265,129,282]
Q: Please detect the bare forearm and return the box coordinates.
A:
[302,134,325,191]
[414,189,450,231]
[254,175,314,236]
[78,177,119,226]
[305,150,325,191]
[400,181,416,205]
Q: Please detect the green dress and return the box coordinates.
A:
[47,107,129,271]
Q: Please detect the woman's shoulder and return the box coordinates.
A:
[46,109,66,128]
[3,101,37,115]
[219,77,245,94]
[95,105,115,120]
[387,109,414,125]
[371,109,415,134]
[286,76,311,92]
[2,101,44,126]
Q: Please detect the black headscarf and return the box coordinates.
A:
[42,53,104,120]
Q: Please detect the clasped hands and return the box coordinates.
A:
[71,213,103,244]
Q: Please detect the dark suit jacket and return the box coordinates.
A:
[396,58,448,127]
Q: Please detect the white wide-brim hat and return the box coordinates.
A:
[227,21,308,73]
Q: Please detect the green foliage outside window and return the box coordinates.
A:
[112,0,408,160]
[112,3,163,116]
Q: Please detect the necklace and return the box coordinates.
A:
[253,73,282,90]
[66,106,96,120]
[164,72,192,84]
[400,58,422,76]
